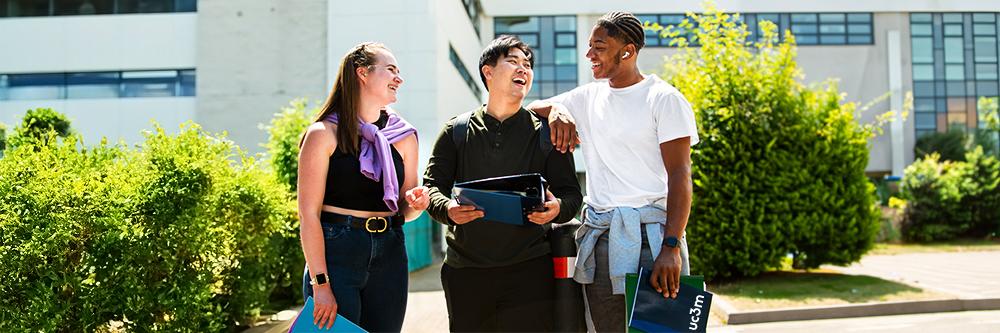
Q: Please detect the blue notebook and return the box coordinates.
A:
[287,297,367,333]
[453,187,530,225]
[628,268,713,333]
[452,173,547,226]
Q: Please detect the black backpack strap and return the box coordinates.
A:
[450,110,475,182]
[451,111,474,150]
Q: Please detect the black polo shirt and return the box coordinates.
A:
[423,105,583,268]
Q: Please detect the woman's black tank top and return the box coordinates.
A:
[322,113,405,212]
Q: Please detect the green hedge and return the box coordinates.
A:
[6,108,73,149]
[899,148,1000,241]
[262,99,316,192]
[260,99,314,309]
[652,7,881,279]
[0,122,7,156]
[0,122,299,331]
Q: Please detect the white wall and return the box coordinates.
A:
[196,0,328,153]
[433,0,486,128]
[327,0,483,170]
[0,13,196,73]
[0,98,196,145]
[483,0,1000,16]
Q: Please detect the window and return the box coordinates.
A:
[118,0,173,14]
[461,0,481,36]
[55,0,113,15]
[910,13,1000,136]
[121,70,176,97]
[179,69,195,96]
[638,12,874,47]
[2,73,64,100]
[0,69,196,100]
[449,45,481,99]
[495,15,578,101]
[67,72,119,99]
[1,0,195,18]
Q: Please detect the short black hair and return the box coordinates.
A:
[596,11,645,51]
[478,35,534,91]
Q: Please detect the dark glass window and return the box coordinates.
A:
[461,0,481,36]
[179,69,195,96]
[117,0,172,14]
[121,70,176,97]
[910,12,1000,135]
[448,45,481,99]
[0,69,195,100]
[2,0,195,17]
[495,15,577,101]
[638,12,872,47]
[67,72,119,98]
[2,73,64,100]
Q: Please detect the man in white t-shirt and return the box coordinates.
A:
[528,11,699,332]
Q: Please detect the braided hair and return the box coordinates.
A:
[596,11,645,51]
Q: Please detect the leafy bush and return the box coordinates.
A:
[899,148,1000,241]
[259,99,314,308]
[914,128,999,163]
[0,122,6,155]
[0,123,298,332]
[650,6,881,279]
[7,108,73,148]
[262,99,315,191]
[915,129,971,162]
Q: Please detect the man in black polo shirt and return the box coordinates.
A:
[422,35,583,332]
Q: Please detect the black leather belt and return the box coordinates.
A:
[320,211,403,233]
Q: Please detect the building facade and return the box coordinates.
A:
[2,0,998,177]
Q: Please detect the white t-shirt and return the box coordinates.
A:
[546,74,699,212]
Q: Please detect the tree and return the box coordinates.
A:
[647,4,883,279]
[7,108,73,148]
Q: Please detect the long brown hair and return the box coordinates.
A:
[313,42,388,155]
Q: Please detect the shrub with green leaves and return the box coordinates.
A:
[260,99,314,306]
[0,122,7,155]
[0,123,298,331]
[915,129,971,162]
[899,148,1000,241]
[7,108,73,148]
[262,99,316,191]
[650,6,881,279]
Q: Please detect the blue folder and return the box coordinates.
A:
[452,173,547,226]
[287,297,367,333]
[628,268,713,333]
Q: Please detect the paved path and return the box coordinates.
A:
[253,251,1000,332]
[712,310,1000,333]
[828,250,1000,299]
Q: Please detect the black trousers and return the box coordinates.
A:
[441,255,555,332]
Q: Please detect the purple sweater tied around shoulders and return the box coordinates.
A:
[326,111,416,212]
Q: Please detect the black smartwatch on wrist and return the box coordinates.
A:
[310,273,329,286]
[663,236,680,249]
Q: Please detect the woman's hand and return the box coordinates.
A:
[313,284,338,329]
[405,186,430,211]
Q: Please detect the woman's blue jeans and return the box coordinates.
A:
[302,219,409,332]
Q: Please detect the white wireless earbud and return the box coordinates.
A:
[622,52,630,59]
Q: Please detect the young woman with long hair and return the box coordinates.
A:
[297,42,429,332]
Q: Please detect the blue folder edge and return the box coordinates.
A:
[288,297,367,333]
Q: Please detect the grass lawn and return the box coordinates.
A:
[869,239,1000,255]
[709,269,951,310]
